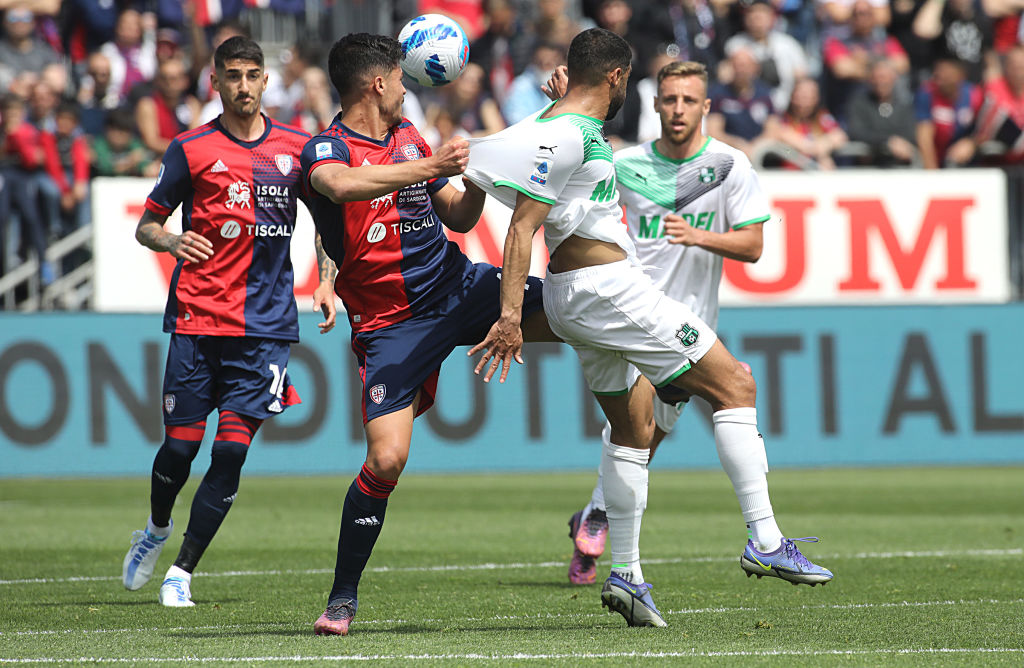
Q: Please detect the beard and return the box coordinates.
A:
[606,94,624,122]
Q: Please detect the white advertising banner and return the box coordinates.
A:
[92,169,1010,312]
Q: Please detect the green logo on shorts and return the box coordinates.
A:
[699,167,715,184]
[676,323,700,347]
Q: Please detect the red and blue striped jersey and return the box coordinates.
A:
[299,115,467,333]
[145,115,310,341]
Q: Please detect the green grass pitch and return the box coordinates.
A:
[1,467,1022,666]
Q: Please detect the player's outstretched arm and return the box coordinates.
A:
[468,192,550,383]
[312,232,338,334]
[134,208,214,263]
[431,177,486,233]
[310,137,469,204]
[663,217,764,263]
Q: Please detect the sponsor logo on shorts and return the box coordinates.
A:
[369,384,386,404]
[163,393,175,414]
[676,323,700,347]
[274,154,293,175]
[268,399,283,413]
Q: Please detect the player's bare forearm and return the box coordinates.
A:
[664,216,764,262]
[500,193,549,320]
[311,161,437,204]
[135,209,213,263]
[135,210,173,252]
[433,179,485,233]
[314,233,338,284]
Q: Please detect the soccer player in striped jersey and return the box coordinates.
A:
[121,37,338,608]
[300,33,558,636]
[562,61,832,591]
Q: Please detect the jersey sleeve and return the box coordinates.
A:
[413,137,448,194]
[725,156,771,229]
[498,124,583,205]
[299,135,351,197]
[145,139,191,217]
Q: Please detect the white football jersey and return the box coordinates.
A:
[465,102,635,259]
[614,137,770,329]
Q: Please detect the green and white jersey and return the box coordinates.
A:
[614,137,770,330]
[465,102,635,258]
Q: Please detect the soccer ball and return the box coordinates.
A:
[398,14,469,87]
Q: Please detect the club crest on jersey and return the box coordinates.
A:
[530,161,549,185]
[370,192,394,210]
[315,142,332,160]
[163,393,175,414]
[225,181,252,209]
[676,323,700,347]
[699,167,716,184]
[369,384,386,404]
[274,154,293,175]
[402,144,420,161]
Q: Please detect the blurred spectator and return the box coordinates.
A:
[769,76,849,168]
[60,0,119,63]
[293,67,336,135]
[192,19,251,108]
[135,57,200,155]
[847,58,919,164]
[155,28,182,65]
[0,8,60,98]
[821,0,910,121]
[470,0,533,104]
[983,0,1023,53]
[0,93,53,284]
[707,47,776,158]
[423,61,505,146]
[501,41,565,124]
[27,79,59,132]
[419,0,487,41]
[532,0,580,51]
[263,41,319,125]
[890,0,935,85]
[41,101,90,236]
[724,0,808,111]
[90,107,158,177]
[817,0,891,38]
[99,8,157,106]
[76,51,115,136]
[974,44,1024,163]
[636,47,682,143]
[635,0,728,75]
[914,57,982,167]
[913,0,997,83]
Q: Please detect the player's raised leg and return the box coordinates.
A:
[315,402,413,635]
[671,340,833,585]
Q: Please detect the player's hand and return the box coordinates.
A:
[468,316,524,383]
[541,65,568,101]
[170,231,214,263]
[663,214,702,247]
[312,282,337,334]
[433,137,470,177]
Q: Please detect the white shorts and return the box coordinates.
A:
[543,260,717,395]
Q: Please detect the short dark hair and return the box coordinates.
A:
[55,100,80,121]
[0,93,25,112]
[105,107,135,133]
[214,36,264,71]
[328,33,402,101]
[567,28,632,86]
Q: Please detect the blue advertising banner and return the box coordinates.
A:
[1,305,1022,477]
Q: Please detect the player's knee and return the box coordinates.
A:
[365,451,407,480]
[724,366,757,407]
[210,442,249,471]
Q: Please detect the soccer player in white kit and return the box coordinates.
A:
[465,30,830,628]
[558,61,833,591]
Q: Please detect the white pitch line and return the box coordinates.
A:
[1,648,1024,663]
[1,547,1019,587]
[3,598,1022,637]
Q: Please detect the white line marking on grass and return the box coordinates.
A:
[3,598,1022,637]
[1,548,1019,586]
[2,649,1024,663]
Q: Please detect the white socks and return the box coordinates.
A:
[147,515,172,539]
[713,408,782,553]
[601,438,649,584]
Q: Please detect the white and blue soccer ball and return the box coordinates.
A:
[398,14,469,87]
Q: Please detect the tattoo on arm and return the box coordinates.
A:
[135,209,170,251]
[315,234,338,283]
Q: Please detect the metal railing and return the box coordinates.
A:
[0,225,93,311]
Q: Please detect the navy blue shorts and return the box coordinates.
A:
[161,334,299,425]
[351,262,545,423]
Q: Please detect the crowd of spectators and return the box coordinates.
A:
[0,0,1022,296]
